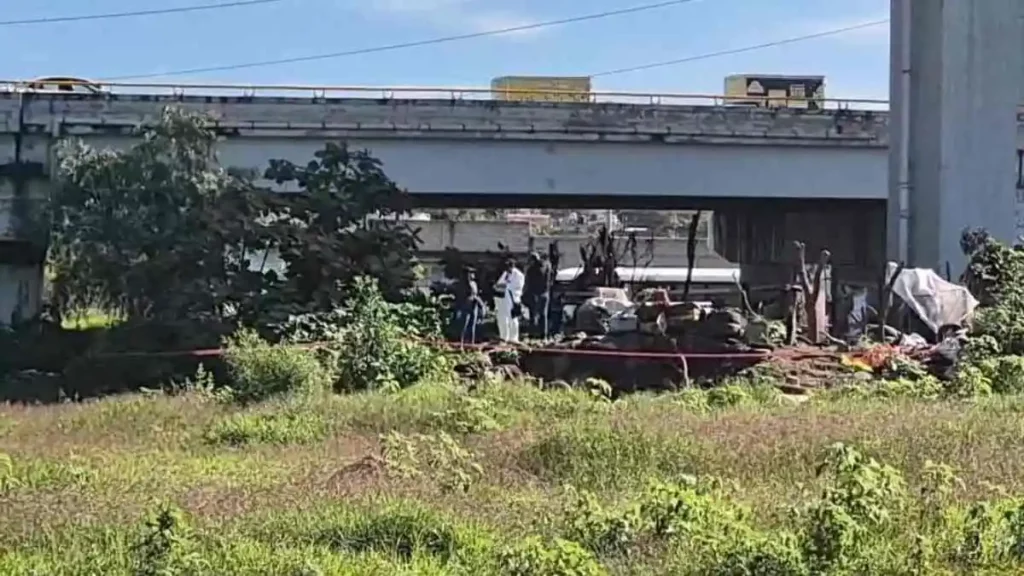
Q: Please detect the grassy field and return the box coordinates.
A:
[5,368,1024,574]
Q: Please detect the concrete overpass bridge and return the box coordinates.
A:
[0,84,901,322]
[1,84,893,204]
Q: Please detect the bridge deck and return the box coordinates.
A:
[0,92,889,147]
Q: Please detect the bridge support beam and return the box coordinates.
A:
[888,0,1023,273]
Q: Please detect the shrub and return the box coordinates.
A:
[798,443,906,573]
[428,393,504,435]
[969,355,1024,395]
[498,536,607,576]
[962,231,1024,354]
[133,504,206,576]
[946,365,993,398]
[702,533,808,576]
[562,478,745,558]
[222,329,330,404]
[332,277,448,392]
[380,430,484,493]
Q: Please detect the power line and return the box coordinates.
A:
[103,0,705,80]
[0,0,291,27]
[589,19,889,77]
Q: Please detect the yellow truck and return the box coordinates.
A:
[723,74,825,110]
[490,76,592,103]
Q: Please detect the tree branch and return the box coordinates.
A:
[682,211,702,302]
[794,241,811,294]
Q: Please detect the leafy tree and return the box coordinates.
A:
[48,107,423,328]
[259,142,421,308]
[48,107,266,323]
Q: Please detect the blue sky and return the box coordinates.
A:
[1,0,890,99]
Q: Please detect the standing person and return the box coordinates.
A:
[494,258,525,343]
[523,252,552,338]
[453,267,483,345]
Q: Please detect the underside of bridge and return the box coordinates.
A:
[413,194,887,286]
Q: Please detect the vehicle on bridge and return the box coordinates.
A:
[724,74,825,110]
[490,76,591,103]
[11,76,107,94]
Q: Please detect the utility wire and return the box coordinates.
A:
[0,0,291,27]
[102,0,705,80]
[589,19,889,77]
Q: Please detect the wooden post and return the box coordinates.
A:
[681,211,702,302]
[794,241,831,345]
[878,262,906,342]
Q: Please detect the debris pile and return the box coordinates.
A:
[450,226,1024,397]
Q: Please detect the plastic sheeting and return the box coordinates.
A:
[885,262,979,334]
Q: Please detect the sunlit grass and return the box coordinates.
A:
[5,380,1024,573]
[58,306,125,330]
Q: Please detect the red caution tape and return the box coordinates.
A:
[84,338,834,363]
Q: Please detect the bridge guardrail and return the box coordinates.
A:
[0,79,892,110]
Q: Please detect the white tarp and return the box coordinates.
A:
[885,262,979,334]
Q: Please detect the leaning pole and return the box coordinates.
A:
[887,0,1023,274]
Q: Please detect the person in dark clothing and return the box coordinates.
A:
[523,252,552,338]
[452,267,484,344]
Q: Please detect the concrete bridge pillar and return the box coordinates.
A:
[888,0,1024,273]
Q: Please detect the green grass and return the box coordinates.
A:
[7,378,1024,573]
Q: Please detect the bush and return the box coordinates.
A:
[332,277,448,392]
[133,504,206,576]
[962,231,1024,354]
[561,478,744,559]
[222,329,330,404]
[797,443,906,573]
[709,538,809,576]
[380,430,484,493]
[498,537,607,576]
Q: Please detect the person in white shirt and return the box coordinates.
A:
[494,258,525,343]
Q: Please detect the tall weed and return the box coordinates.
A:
[222,329,330,404]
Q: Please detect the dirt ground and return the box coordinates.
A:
[763,346,849,391]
